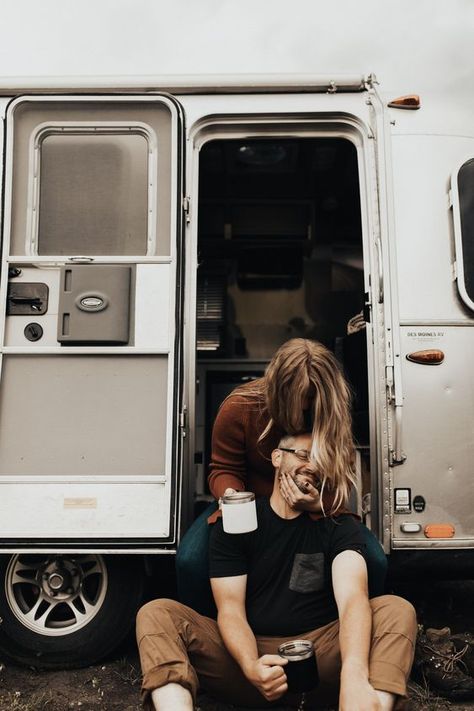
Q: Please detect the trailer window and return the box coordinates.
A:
[452,157,474,310]
[36,130,150,256]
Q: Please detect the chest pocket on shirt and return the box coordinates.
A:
[289,553,325,593]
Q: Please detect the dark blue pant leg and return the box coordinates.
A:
[360,523,388,598]
[175,503,218,618]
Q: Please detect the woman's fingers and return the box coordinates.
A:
[279,474,293,503]
[303,481,321,498]
[284,473,314,499]
[280,473,306,504]
[283,474,300,499]
[279,473,321,510]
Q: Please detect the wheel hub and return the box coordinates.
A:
[40,560,81,600]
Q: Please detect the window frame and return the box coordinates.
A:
[26,121,158,257]
[451,156,474,312]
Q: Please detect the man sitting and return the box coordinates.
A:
[136,432,417,710]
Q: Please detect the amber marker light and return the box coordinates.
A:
[387,94,421,109]
[424,524,455,539]
[406,349,444,365]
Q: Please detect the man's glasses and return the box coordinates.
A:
[279,447,311,462]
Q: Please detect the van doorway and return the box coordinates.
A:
[194,136,370,517]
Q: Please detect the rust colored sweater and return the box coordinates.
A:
[208,392,284,500]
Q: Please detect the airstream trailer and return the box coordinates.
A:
[0,73,472,665]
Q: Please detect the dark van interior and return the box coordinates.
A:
[194,137,370,512]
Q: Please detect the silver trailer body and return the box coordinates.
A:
[390,104,474,549]
[0,74,472,663]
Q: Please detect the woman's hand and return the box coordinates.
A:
[279,472,322,513]
[218,488,237,508]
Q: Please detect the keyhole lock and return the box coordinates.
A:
[24,323,43,342]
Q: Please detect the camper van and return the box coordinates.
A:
[0,73,473,667]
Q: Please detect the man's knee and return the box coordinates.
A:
[136,598,185,638]
[370,594,417,639]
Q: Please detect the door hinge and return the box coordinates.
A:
[363,291,372,323]
[179,407,187,437]
[183,196,191,224]
[385,365,394,404]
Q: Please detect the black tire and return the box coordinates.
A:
[0,554,145,668]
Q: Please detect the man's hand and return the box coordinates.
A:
[279,472,322,512]
[339,670,381,711]
[243,654,288,701]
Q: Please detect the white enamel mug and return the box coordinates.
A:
[221,492,258,534]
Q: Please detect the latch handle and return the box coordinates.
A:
[10,296,43,306]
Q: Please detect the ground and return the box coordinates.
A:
[1,661,473,711]
[1,580,474,711]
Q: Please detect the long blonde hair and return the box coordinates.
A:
[232,338,356,513]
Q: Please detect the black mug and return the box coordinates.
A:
[278,639,319,693]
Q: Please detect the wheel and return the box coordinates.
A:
[0,553,145,668]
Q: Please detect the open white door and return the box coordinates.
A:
[0,94,185,545]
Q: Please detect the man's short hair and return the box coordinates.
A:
[278,434,295,448]
[278,433,311,448]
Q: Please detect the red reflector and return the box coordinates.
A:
[406,349,444,365]
[424,524,455,539]
[388,94,421,109]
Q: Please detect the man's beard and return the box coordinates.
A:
[280,468,310,493]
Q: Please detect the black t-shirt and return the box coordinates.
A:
[209,498,366,636]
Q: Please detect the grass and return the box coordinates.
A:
[406,679,452,710]
[113,657,142,688]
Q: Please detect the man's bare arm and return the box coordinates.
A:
[211,575,288,702]
[332,550,380,711]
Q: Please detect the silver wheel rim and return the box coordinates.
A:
[5,554,108,637]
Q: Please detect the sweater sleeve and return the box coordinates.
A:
[208,395,249,499]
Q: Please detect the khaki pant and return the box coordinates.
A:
[136,595,416,710]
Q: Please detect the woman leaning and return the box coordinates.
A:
[176,338,387,615]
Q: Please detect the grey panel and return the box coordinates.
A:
[393,327,474,541]
[9,100,172,256]
[38,133,148,256]
[57,265,131,344]
[0,355,168,476]
[392,135,474,322]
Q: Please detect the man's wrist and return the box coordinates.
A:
[241,656,259,681]
[341,658,369,680]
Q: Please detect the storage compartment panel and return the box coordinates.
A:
[0,355,168,476]
[0,481,170,538]
[57,265,131,344]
